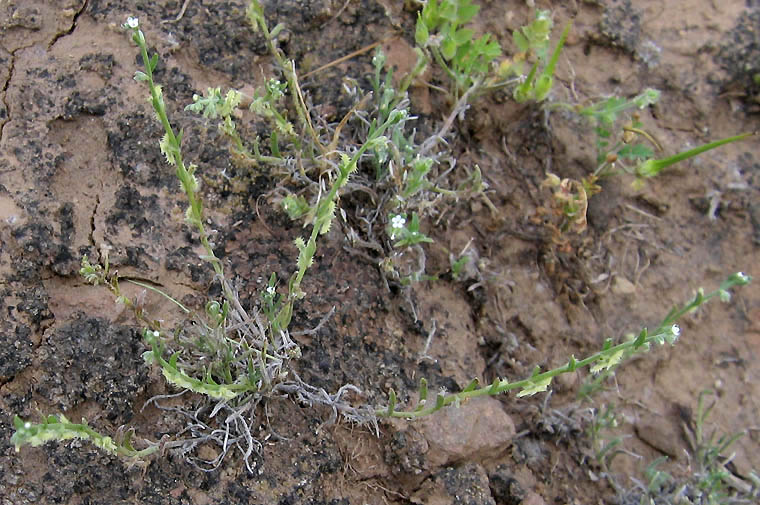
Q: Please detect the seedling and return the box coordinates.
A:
[620,391,758,504]
[582,89,661,172]
[414,0,501,100]
[414,3,569,104]
[510,11,571,103]
[542,87,754,242]
[587,404,628,472]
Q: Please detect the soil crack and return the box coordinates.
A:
[88,193,100,249]
[47,0,88,50]
[0,48,14,143]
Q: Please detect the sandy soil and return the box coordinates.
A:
[0,0,758,504]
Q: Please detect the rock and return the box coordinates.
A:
[634,412,683,460]
[419,396,516,468]
[411,463,496,505]
[611,275,636,295]
[488,464,525,505]
[521,491,547,505]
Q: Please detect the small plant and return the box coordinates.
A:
[684,390,749,503]
[571,87,755,185]
[540,87,755,245]
[8,5,754,482]
[414,0,501,100]
[587,404,627,471]
[509,10,571,103]
[618,391,759,505]
[414,2,569,104]
[573,88,662,173]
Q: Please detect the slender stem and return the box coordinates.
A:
[638,132,756,177]
[124,279,191,313]
[251,3,322,155]
[377,273,750,418]
[290,115,398,296]
[419,78,481,157]
[430,46,458,98]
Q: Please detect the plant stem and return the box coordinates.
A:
[131,27,224,279]
[637,132,756,178]
[248,1,322,155]
[377,273,750,419]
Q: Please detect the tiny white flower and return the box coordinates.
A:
[737,272,749,282]
[24,422,31,429]
[266,286,276,295]
[391,215,406,229]
[152,330,160,337]
[664,324,681,345]
[126,17,139,29]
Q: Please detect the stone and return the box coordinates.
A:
[419,396,516,468]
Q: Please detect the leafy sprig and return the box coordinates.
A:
[511,11,571,103]
[125,18,223,278]
[378,272,751,419]
[415,0,501,99]
[11,414,157,460]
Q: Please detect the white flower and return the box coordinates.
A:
[126,17,139,29]
[391,215,406,229]
[664,324,680,345]
[152,330,160,337]
[737,272,749,283]
[266,286,276,295]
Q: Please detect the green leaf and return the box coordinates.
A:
[281,194,310,220]
[439,1,457,22]
[415,378,429,411]
[618,144,653,161]
[387,389,397,415]
[513,62,538,103]
[295,237,316,270]
[533,74,553,102]
[590,349,624,374]
[270,130,281,157]
[270,22,285,39]
[149,52,159,73]
[452,28,474,46]
[317,201,335,234]
[458,3,480,24]
[513,30,529,52]
[415,14,430,46]
[159,133,176,165]
[633,88,661,108]
[463,378,480,392]
[517,375,552,397]
[274,300,293,330]
[421,0,439,29]
[566,355,577,372]
[441,37,457,60]
[636,132,755,178]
